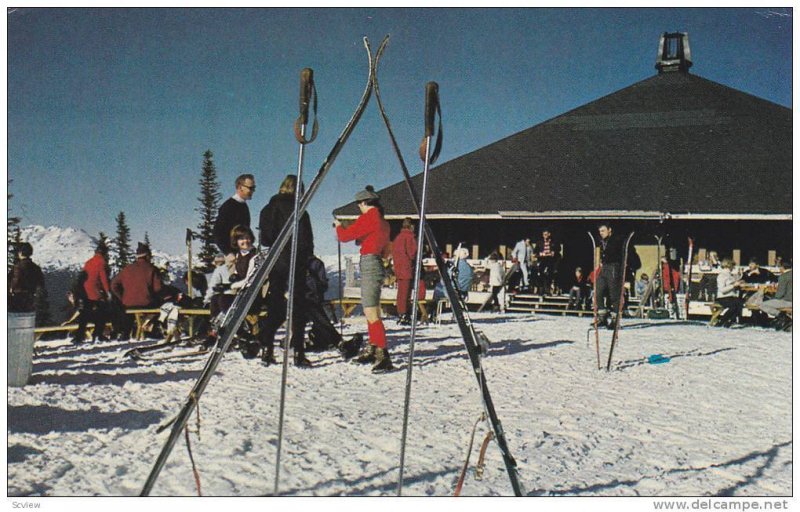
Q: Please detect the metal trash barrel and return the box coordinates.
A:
[8,312,36,387]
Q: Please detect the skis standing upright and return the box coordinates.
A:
[140,37,377,497]
[372,37,523,496]
[605,232,635,371]
[685,237,694,319]
[587,231,601,369]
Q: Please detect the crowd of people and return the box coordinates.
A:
[509,228,562,295]
[8,174,792,367]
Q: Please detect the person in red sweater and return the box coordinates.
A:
[111,243,163,340]
[392,217,419,325]
[73,241,112,343]
[334,186,393,373]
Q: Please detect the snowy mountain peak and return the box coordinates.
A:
[19,225,97,271]
[19,225,185,272]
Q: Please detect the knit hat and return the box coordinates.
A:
[354,185,379,202]
[136,242,151,257]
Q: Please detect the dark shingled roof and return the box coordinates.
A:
[334,71,791,219]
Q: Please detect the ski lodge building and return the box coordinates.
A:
[333,33,792,284]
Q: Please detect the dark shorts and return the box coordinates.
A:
[360,254,385,308]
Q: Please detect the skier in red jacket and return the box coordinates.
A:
[73,241,112,343]
[111,243,163,340]
[392,217,419,325]
[335,186,393,373]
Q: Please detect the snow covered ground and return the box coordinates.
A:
[7,313,792,497]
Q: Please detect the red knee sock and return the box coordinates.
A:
[367,320,387,349]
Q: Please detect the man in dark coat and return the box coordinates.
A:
[258,174,314,367]
[536,228,561,295]
[9,242,45,313]
[111,242,163,340]
[213,174,256,254]
[595,223,625,328]
[742,257,777,284]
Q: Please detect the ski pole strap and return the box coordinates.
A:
[294,68,319,144]
[454,413,484,496]
[184,426,202,496]
[419,81,443,164]
[475,431,495,480]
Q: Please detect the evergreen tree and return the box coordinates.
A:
[7,180,21,274]
[144,231,151,249]
[97,230,110,263]
[114,211,133,273]
[196,149,221,272]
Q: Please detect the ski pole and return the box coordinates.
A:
[373,40,522,496]
[337,238,343,336]
[186,229,195,338]
[398,81,439,497]
[588,231,600,369]
[275,67,317,496]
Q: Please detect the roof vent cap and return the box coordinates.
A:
[656,32,692,73]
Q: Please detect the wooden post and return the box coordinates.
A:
[499,245,507,259]
[594,247,601,268]
[445,243,453,258]
[697,248,707,262]
[472,244,479,260]
[768,250,777,267]
[732,249,741,267]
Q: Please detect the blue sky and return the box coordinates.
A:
[7,7,793,257]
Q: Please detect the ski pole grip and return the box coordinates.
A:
[424,81,439,137]
[299,68,314,125]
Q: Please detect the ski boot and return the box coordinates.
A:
[354,343,376,364]
[203,332,218,349]
[371,347,394,373]
[293,353,313,368]
[240,337,261,359]
[338,333,363,360]
[260,344,277,366]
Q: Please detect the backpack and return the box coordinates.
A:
[307,321,342,352]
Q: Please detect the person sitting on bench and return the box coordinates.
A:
[759,259,792,331]
[715,258,744,328]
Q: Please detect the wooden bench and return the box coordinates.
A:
[331,298,431,323]
[33,322,113,341]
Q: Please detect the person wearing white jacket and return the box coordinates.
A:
[485,252,506,312]
[715,258,744,327]
[511,238,534,291]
